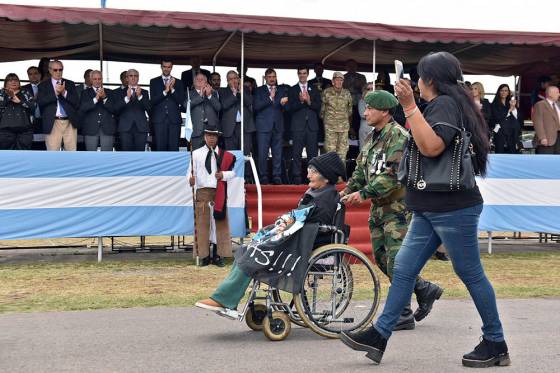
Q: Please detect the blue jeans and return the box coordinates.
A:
[374,204,505,342]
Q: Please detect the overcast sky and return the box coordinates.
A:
[2,0,546,93]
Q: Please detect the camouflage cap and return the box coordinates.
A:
[364,90,399,110]
[332,71,344,80]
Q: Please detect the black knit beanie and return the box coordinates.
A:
[308,152,346,184]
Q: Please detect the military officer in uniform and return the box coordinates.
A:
[320,72,353,163]
[340,90,443,330]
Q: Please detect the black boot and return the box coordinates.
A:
[414,278,443,321]
[462,337,511,368]
[211,244,225,267]
[393,303,415,331]
[340,326,388,364]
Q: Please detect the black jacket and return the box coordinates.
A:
[0,89,33,129]
[218,87,256,136]
[115,87,151,133]
[298,184,339,225]
[78,87,118,136]
[288,83,322,132]
[491,100,522,134]
[149,76,185,125]
[37,78,80,133]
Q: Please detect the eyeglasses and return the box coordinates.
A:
[128,74,139,77]
[367,87,374,91]
[51,68,63,72]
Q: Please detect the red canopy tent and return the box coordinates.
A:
[0,4,559,75]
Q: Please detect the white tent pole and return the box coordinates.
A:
[372,39,377,88]
[97,236,103,262]
[241,32,244,153]
[98,24,104,78]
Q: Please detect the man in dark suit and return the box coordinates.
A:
[253,68,289,184]
[79,70,118,151]
[181,56,211,91]
[116,69,150,151]
[149,58,185,151]
[36,60,80,151]
[242,80,256,157]
[22,66,42,135]
[188,73,221,150]
[75,69,93,100]
[288,66,322,184]
[308,62,332,92]
[219,70,242,150]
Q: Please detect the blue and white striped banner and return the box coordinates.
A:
[478,154,560,233]
[0,151,245,240]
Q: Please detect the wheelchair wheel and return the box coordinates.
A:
[293,244,380,339]
[263,311,291,341]
[271,290,307,328]
[245,303,267,331]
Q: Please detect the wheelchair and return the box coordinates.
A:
[224,203,381,341]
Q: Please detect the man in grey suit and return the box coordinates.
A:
[219,70,255,153]
[188,73,221,150]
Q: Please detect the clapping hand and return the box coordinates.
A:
[135,86,142,97]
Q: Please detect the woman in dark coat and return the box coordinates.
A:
[0,73,34,150]
[491,84,521,153]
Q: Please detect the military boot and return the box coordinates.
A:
[393,303,415,331]
[414,278,443,321]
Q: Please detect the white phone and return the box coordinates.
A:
[394,60,404,81]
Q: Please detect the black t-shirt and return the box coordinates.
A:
[405,95,483,212]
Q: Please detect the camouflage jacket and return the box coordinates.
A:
[344,120,408,204]
[320,87,353,131]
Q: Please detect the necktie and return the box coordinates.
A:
[302,84,307,92]
[205,147,214,175]
[164,77,169,86]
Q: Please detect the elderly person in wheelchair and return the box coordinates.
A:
[196,152,381,341]
[196,152,345,314]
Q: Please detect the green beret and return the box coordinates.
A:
[364,90,399,110]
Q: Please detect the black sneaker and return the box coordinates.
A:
[340,326,388,364]
[462,337,511,368]
[414,279,443,321]
[212,255,226,267]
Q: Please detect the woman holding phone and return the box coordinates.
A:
[339,52,510,369]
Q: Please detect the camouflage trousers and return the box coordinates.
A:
[324,128,348,162]
[369,200,410,281]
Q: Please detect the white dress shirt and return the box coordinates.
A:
[546,98,560,119]
[190,145,235,190]
[162,75,175,96]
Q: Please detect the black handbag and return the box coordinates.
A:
[397,121,477,192]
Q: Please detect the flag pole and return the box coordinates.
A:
[190,142,200,266]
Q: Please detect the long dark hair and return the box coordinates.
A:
[491,84,511,107]
[417,51,489,176]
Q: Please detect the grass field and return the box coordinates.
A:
[1,251,559,314]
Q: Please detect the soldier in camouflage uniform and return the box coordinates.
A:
[340,90,443,330]
[320,72,353,162]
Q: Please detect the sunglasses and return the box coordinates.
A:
[51,68,63,72]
